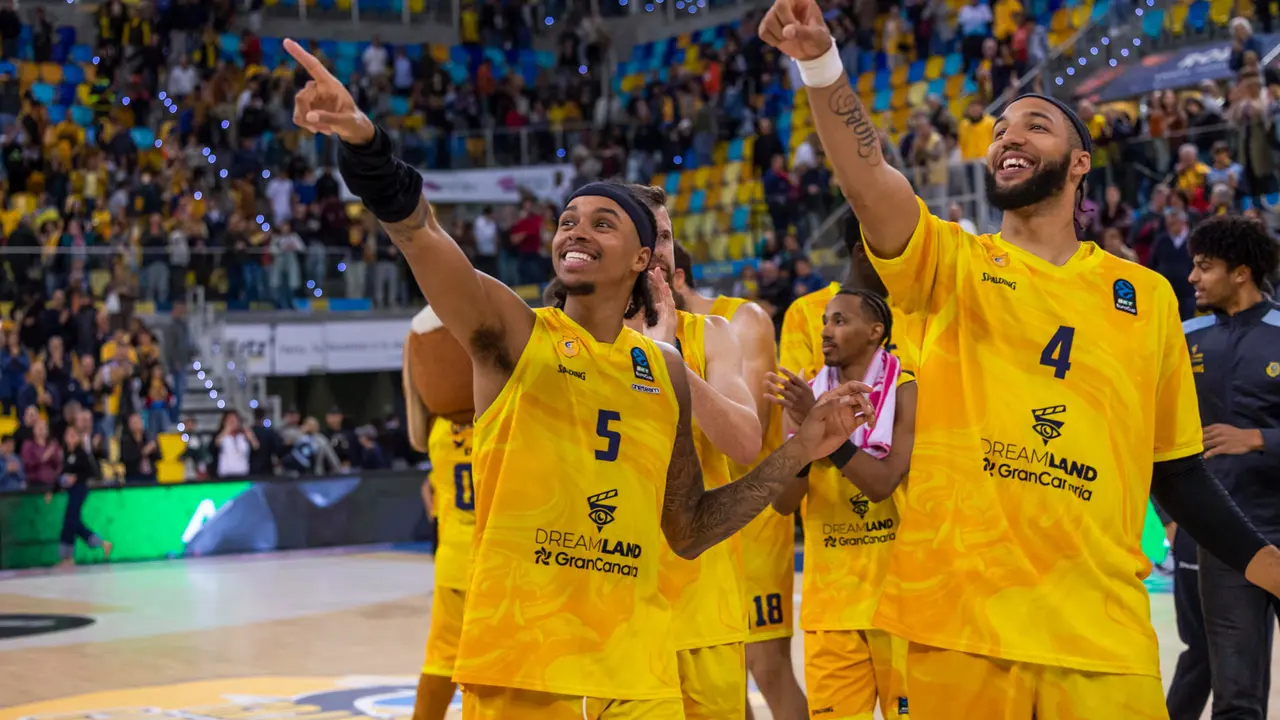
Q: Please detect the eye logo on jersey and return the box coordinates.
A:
[849,492,870,518]
[587,489,619,531]
[1267,361,1280,378]
[559,336,581,357]
[1031,404,1066,445]
[631,347,655,382]
[1113,279,1138,315]
[992,253,1009,267]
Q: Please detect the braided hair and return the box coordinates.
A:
[836,287,893,349]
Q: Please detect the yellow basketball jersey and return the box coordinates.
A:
[659,310,749,650]
[428,418,476,591]
[865,199,1203,676]
[799,369,913,632]
[710,294,795,637]
[453,307,682,700]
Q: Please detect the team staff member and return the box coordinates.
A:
[668,243,810,719]
[1183,214,1280,720]
[412,417,475,720]
[760,0,1280,716]
[770,289,915,719]
[290,37,878,718]
[626,187,761,720]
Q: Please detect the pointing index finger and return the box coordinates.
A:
[284,39,333,82]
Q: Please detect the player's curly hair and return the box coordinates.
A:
[1187,214,1280,291]
[836,287,893,349]
[544,181,660,326]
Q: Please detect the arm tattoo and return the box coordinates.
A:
[828,85,883,166]
[378,194,434,246]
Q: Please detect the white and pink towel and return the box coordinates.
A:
[809,348,901,459]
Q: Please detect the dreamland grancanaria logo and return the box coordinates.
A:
[0,676,434,720]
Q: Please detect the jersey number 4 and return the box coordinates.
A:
[596,410,622,462]
[1039,325,1075,380]
[454,463,475,511]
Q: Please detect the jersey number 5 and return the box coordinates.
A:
[1039,325,1075,379]
[596,410,621,462]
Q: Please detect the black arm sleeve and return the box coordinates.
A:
[1151,454,1269,574]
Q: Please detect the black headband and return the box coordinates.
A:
[1008,93,1093,154]
[566,183,657,251]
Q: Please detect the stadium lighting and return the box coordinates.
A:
[220,169,228,178]
[181,433,190,442]
[557,148,566,158]
[122,97,130,105]
[217,399,226,409]
[674,155,683,165]
[194,362,202,370]
[338,262,347,272]
[1136,7,1143,14]
[307,280,316,289]
[545,16,553,24]
[314,289,323,297]
[1133,38,1142,46]
[256,215,265,224]
[209,390,217,399]
[155,140,163,148]
[1066,67,1075,75]
[645,3,654,10]
[250,400,259,409]
[228,361,236,370]
[159,91,167,100]
[262,170,271,179]
[222,120,230,129]
[1101,36,1110,45]
[1055,77,1063,85]
[262,223,271,232]
[1121,48,1131,56]
[579,65,588,74]
[169,105,177,114]
[194,191,203,200]
[1110,59,1118,66]
[177,423,186,432]
[203,147,211,156]
[1090,47,1098,55]
[92,56,99,65]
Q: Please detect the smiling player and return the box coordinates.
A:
[757,1,1280,717]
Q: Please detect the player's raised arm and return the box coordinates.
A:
[691,314,762,465]
[758,0,918,258]
[285,39,534,399]
[661,344,874,559]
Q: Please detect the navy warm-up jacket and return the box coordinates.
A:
[1183,300,1280,539]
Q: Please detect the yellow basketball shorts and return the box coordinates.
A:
[742,511,795,642]
[676,641,747,720]
[421,586,466,677]
[804,629,909,719]
[904,641,1167,720]
[461,685,684,719]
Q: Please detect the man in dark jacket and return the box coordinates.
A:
[1148,208,1196,320]
[1180,214,1280,719]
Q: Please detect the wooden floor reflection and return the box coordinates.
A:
[0,547,1272,719]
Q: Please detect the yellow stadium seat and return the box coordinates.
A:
[1167,3,1189,34]
[80,63,95,83]
[1050,7,1071,31]
[1070,6,1089,27]
[744,181,763,203]
[157,432,187,483]
[692,166,711,190]
[672,214,688,242]
[409,0,424,12]
[706,165,724,191]
[677,32,692,48]
[718,185,736,209]
[888,87,908,109]
[1209,0,1232,24]
[890,65,909,88]
[736,183,754,205]
[651,173,667,192]
[857,71,875,94]
[924,56,945,80]
[945,74,967,98]
[1238,0,1255,19]
[38,63,62,84]
[891,108,912,133]
[11,192,35,214]
[712,142,728,165]
[0,415,16,436]
[723,161,742,188]
[76,83,92,105]
[728,233,751,260]
[18,62,37,87]
[907,81,928,108]
[742,135,756,162]
[674,191,692,214]
[430,44,450,63]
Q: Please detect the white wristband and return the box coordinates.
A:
[795,43,843,89]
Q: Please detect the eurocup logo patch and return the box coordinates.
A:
[1113,279,1137,315]
[560,336,580,358]
[631,347,655,382]
[588,489,619,531]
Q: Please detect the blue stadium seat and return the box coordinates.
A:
[56,82,76,105]
[907,60,926,83]
[0,60,17,77]
[1266,193,1280,207]
[942,53,962,77]
[406,44,423,60]
[337,41,360,59]
[727,137,744,161]
[872,89,892,113]
[318,40,341,60]
[48,104,66,123]
[730,206,749,232]
[389,95,410,116]
[445,62,469,84]
[85,126,95,145]
[1242,196,1255,211]
[71,105,93,126]
[261,36,283,64]
[130,127,155,148]
[962,76,978,95]
[535,50,557,69]
[1090,0,1110,21]
[1187,1,1209,30]
[30,82,54,105]
[873,70,891,92]
[690,189,706,213]
[335,56,356,80]
[664,172,681,196]
[69,44,92,64]
[927,78,946,97]
[449,45,470,66]
[1142,9,1165,37]
[56,25,74,47]
[62,63,84,84]
[219,33,242,62]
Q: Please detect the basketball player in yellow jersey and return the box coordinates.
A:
[413,418,475,720]
[669,243,810,719]
[623,186,760,720]
[288,42,878,718]
[770,289,914,720]
[759,4,1280,717]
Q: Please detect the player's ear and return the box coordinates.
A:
[633,246,652,273]
[1071,149,1092,183]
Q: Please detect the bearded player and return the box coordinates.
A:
[287,38,877,720]
[758,2,1280,717]
[771,289,914,719]
[668,243,809,718]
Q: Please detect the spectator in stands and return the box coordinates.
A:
[357,426,388,470]
[0,1,19,60]
[20,418,61,487]
[1101,226,1138,263]
[753,118,786,178]
[324,407,358,470]
[120,411,160,484]
[214,410,256,478]
[1097,184,1134,237]
[142,365,172,433]
[284,416,341,475]
[0,329,28,415]
[732,264,759,301]
[1229,18,1265,71]
[99,341,134,440]
[909,111,949,205]
[792,256,826,298]
[0,434,22,490]
[270,222,305,309]
[17,361,60,422]
[372,233,402,309]
[764,154,797,237]
[1229,66,1279,210]
[471,207,500,279]
[248,407,279,476]
[1207,141,1244,196]
[1148,208,1197,320]
[510,197,547,286]
[958,0,993,71]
